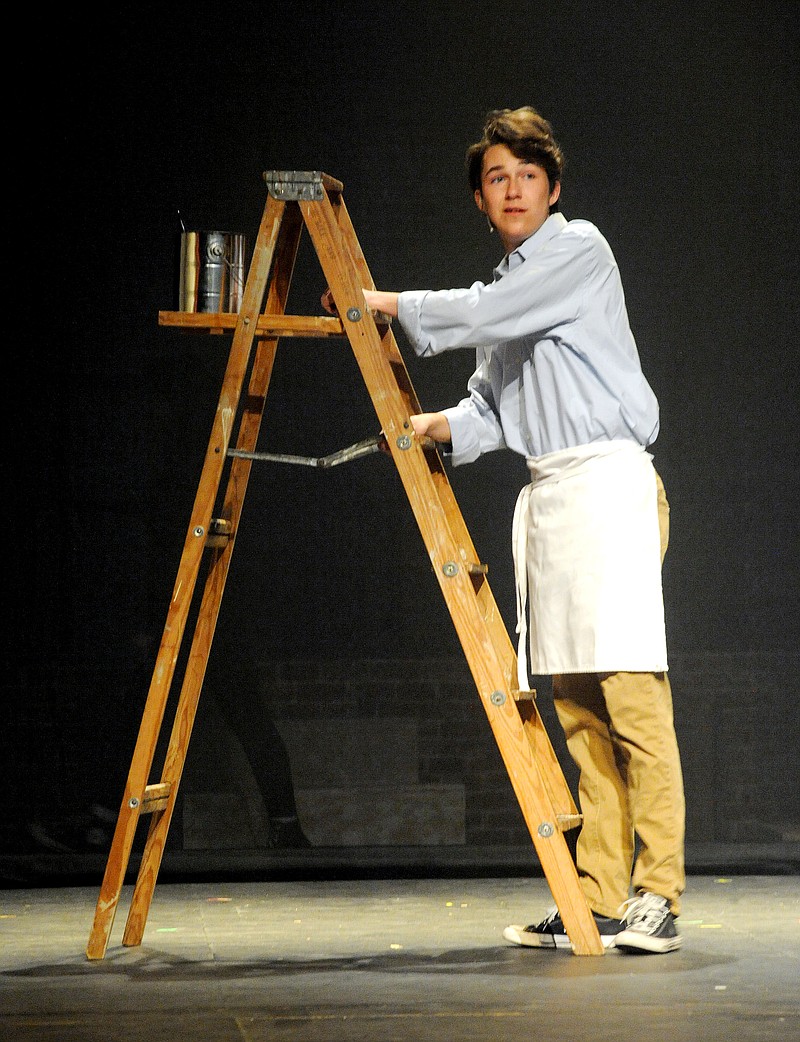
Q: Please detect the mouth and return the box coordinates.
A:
[504,207,527,215]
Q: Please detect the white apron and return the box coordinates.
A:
[512,440,668,686]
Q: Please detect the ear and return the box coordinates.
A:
[549,180,561,207]
[474,188,485,213]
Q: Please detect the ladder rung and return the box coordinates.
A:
[513,689,537,702]
[557,814,583,831]
[141,783,171,814]
[205,518,233,548]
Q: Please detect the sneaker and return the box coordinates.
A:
[503,906,623,949]
[615,892,682,953]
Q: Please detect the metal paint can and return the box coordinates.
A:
[178,231,246,313]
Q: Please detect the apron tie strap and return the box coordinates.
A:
[511,481,534,693]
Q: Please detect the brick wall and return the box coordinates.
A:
[252,650,800,848]
[5,649,796,860]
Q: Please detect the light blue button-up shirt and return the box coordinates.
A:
[397,213,660,465]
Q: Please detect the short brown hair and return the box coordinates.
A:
[466,107,565,197]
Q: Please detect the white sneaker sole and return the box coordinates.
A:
[503,923,618,950]
[615,929,682,953]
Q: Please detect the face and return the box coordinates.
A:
[475,143,560,252]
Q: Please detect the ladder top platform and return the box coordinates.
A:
[263,170,343,201]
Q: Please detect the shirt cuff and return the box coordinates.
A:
[441,405,483,466]
[397,290,430,355]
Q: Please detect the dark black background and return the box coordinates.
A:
[5,0,799,859]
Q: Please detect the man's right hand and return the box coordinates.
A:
[410,412,452,443]
[320,287,338,315]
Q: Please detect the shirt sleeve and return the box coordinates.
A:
[397,232,591,357]
[440,348,507,465]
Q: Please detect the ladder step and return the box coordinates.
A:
[141,783,171,814]
[159,311,346,338]
[206,518,233,548]
[557,813,583,831]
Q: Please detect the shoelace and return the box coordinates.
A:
[534,905,561,929]
[619,893,669,930]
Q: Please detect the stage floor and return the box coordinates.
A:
[1,875,798,1041]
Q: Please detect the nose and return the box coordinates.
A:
[506,175,522,197]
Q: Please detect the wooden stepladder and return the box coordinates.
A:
[86,170,604,959]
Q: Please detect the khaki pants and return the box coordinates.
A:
[552,473,685,918]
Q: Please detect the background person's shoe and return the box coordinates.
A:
[615,892,682,953]
[503,906,623,949]
[267,815,311,848]
[26,803,116,854]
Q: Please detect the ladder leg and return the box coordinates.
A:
[120,203,304,949]
[431,465,580,822]
[86,194,291,960]
[516,697,580,827]
[85,712,159,959]
[86,515,222,961]
[122,533,237,946]
[122,342,280,947]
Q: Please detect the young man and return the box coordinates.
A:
[343,106,686,953]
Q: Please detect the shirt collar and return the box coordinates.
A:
[493,212,568,279]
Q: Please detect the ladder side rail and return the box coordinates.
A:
[327,196,579,821]
[421,427,578,820]
[331,194,427,408]
[331,196,517,639]
[86,194,289,960]
[120,204,305,948]
[300,192,602,955]
[85,316,254,959]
